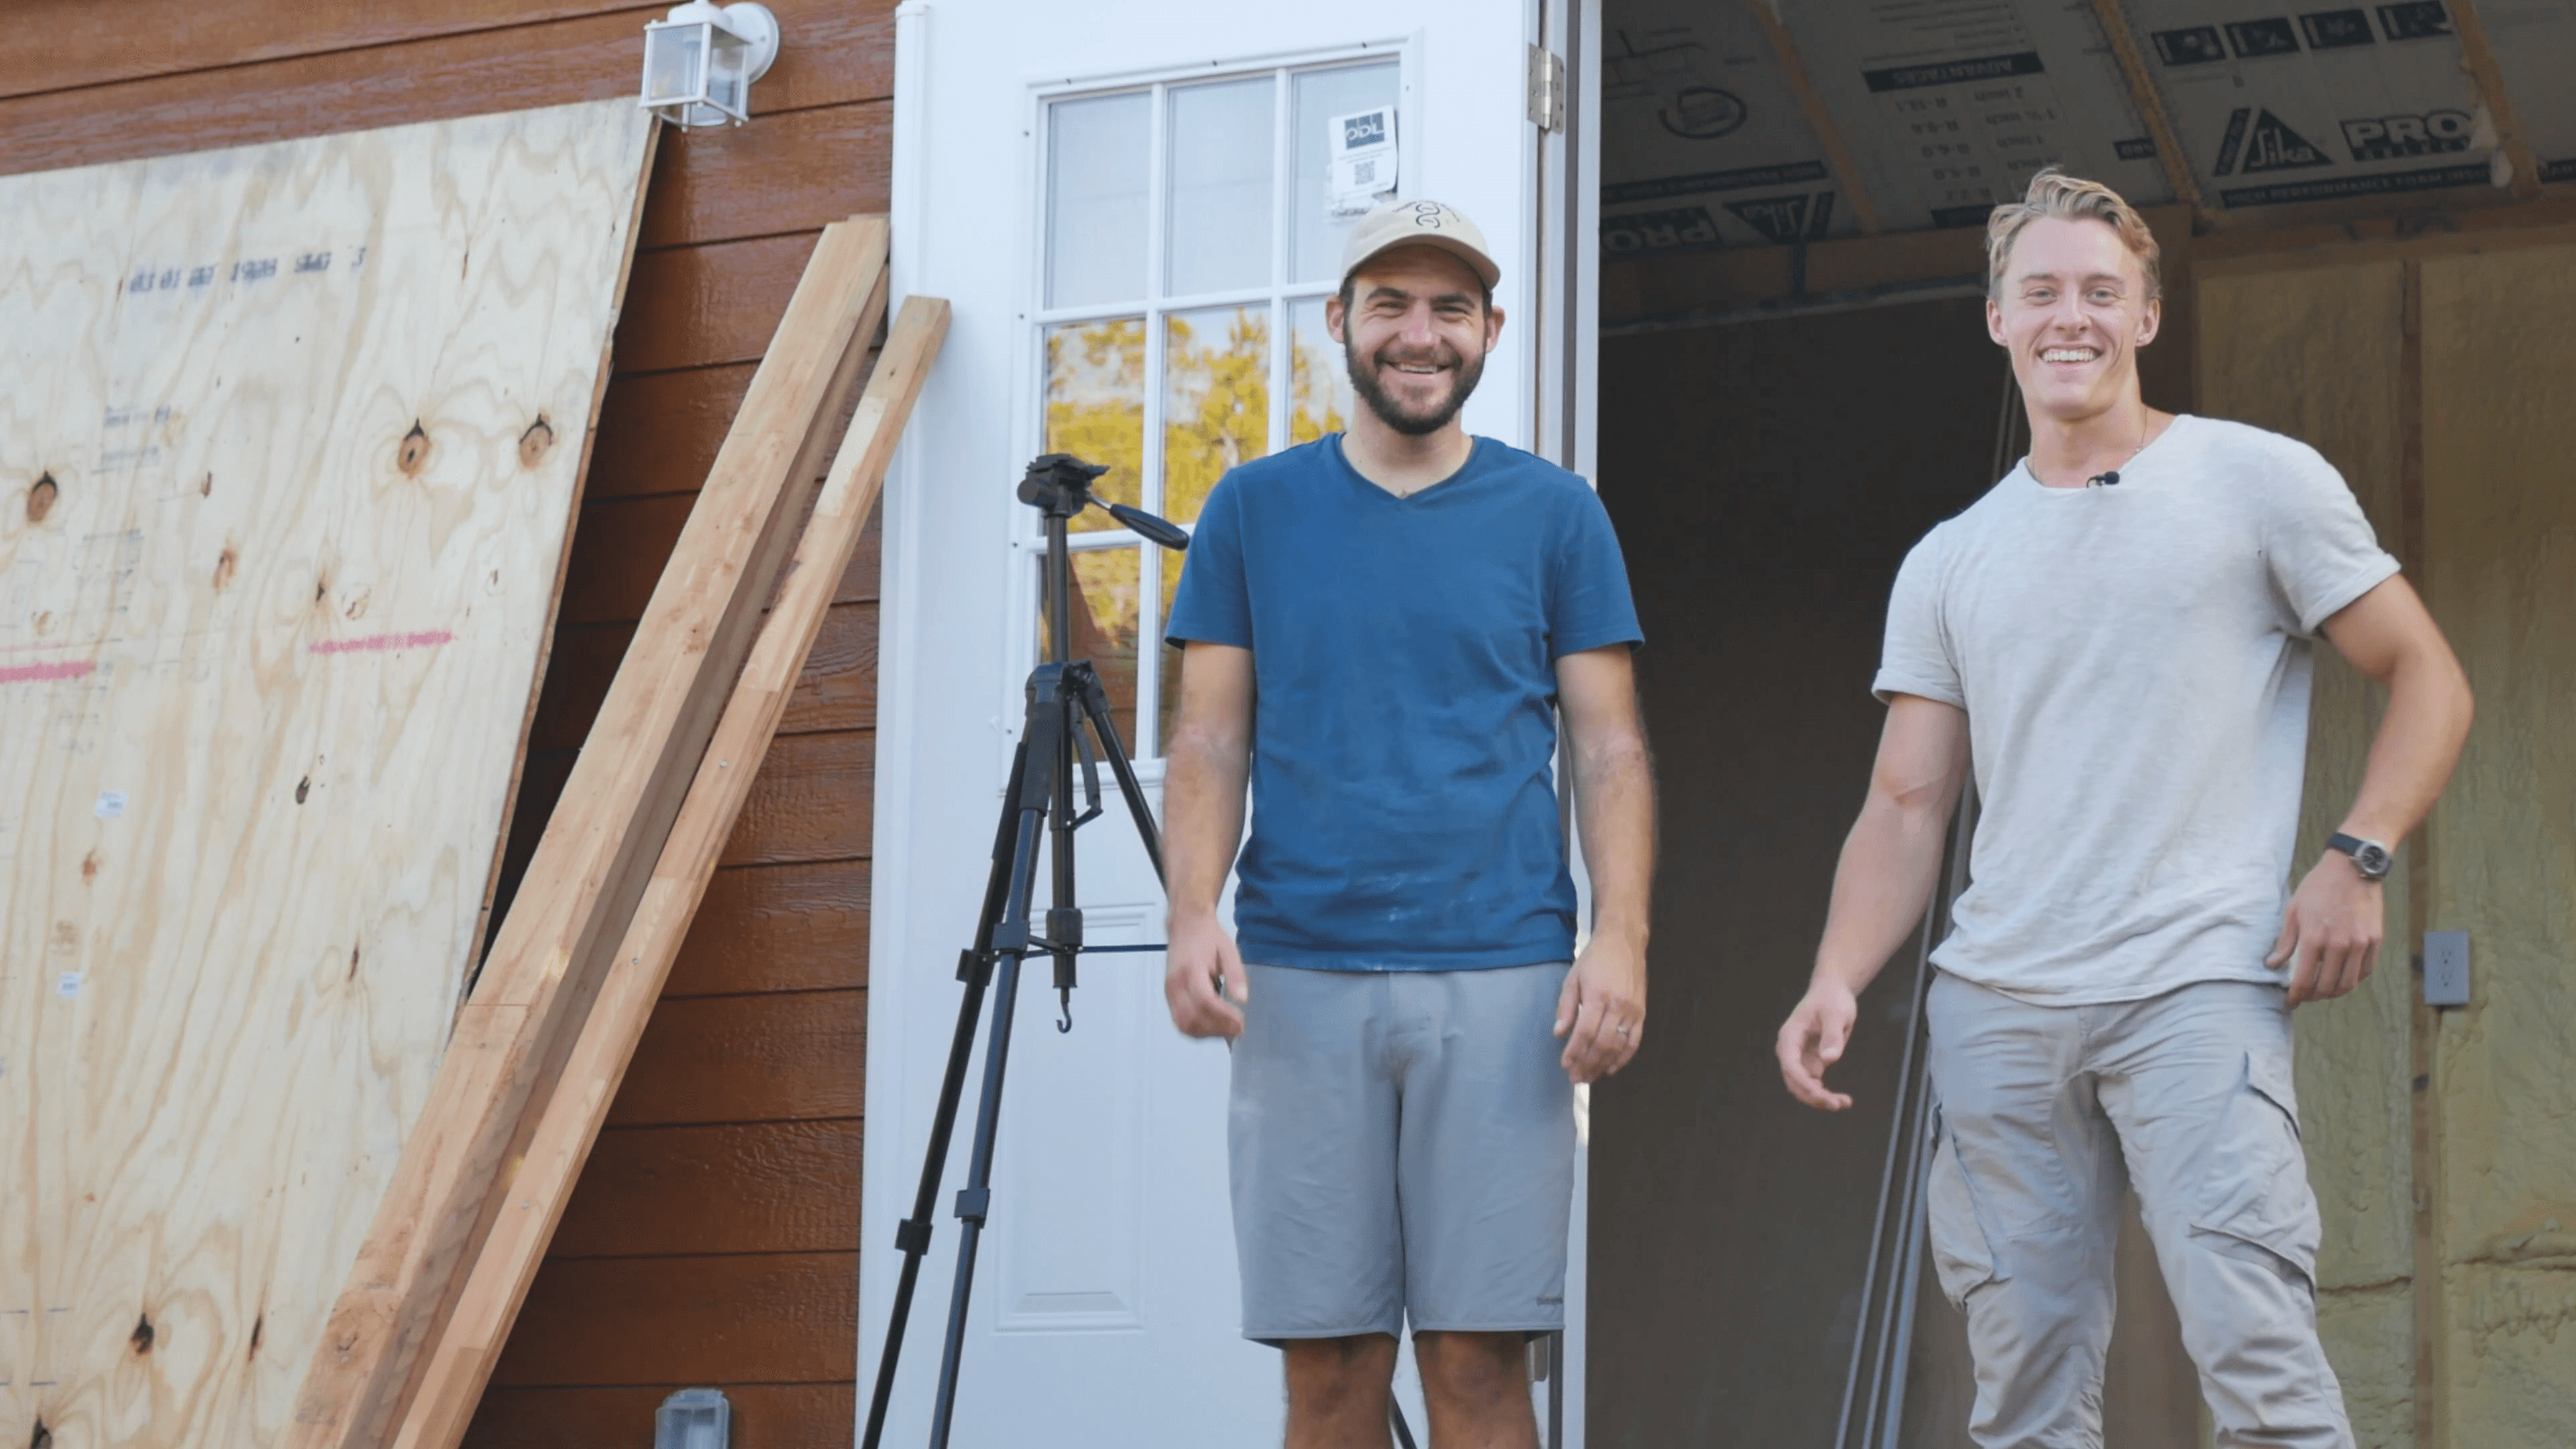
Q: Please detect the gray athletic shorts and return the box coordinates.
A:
[1228,960,1576,1345]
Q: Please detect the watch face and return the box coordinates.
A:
[2355,842,2392,878]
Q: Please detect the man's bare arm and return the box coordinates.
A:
[1776,694,1971,1110]
[2269,576,2473,1004]
[1552,645,1656,1084]
[1162,642,1255,1038]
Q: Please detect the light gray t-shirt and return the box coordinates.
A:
[1874,415,2399,1004]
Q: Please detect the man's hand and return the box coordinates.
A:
[1777,982,1860,1111]
[1554,932,1645,1084]
[2267,851,2384,1006]
[1164,910,1248,1038]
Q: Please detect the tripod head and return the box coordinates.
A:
[1017,452,1190,551]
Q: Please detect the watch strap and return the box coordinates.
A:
[2325,831,2392,878]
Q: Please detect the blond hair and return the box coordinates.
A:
[1984,168,2161,299]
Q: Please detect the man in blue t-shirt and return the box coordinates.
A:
[1162,198,1655,1448]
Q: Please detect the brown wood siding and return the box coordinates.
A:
[0,3,895,1442]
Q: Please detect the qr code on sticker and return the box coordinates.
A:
[1352,158,1379,185]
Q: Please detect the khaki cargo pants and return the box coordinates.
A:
[1925,973,2355,1448]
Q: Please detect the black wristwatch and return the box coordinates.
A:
[2326,832,2394,881]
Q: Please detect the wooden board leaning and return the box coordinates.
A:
[0,99,656,1448]
[286,215,893,1449]
[397,291,949,1449]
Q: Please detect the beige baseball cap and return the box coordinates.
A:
[1338,199,1501,290]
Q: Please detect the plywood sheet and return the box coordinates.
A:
[2196,259,2419,1443]
[0,98,651,1448]
[2420,243,2576,1449]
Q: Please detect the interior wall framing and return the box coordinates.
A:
[0,4,898,1444]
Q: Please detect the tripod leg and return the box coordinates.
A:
[1072,665,1167,884]
[928,803,1048,1447]
[860,743,1033,1449]
[919,689,1065,1448]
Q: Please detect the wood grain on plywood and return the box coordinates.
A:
[0,97,653,1449]
[0,0,895,177]
[287,217,888,1449]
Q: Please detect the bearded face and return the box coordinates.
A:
[1330,246,1498,438]
[1344,325,1487,436]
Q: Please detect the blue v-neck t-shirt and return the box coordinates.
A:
[1165,433,1642,972]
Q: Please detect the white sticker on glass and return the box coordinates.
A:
[1328,106,1400,217]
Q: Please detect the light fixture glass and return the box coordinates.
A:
[640,2,780,129]
[653,1387,730,1449]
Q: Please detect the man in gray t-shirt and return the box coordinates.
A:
[1776,170,2474,1447]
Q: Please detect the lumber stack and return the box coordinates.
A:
[288,215,947,1449]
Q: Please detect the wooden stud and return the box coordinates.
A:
[386,294,947,1449]
[1741,0,1882,235]
[2398,258,2448,1449]
[2447,0,2545,204]
[284,216,892,1449]
[2086,0,2206,217]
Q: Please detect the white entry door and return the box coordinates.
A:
[866,3,1564,1444]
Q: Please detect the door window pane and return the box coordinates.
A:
[1048,92,1151,308]
[1287,297,1357,445]
[1291,62,1402,284]
[1038,547,1142,754]
[1163,305,1271,525]
[1043,318,1147,532]
[1167,78,1277,298]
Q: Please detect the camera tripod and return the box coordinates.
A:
[861,453,1189,1449]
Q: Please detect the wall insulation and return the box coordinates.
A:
[2200,240,2576,1447]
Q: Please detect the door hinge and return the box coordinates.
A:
[1527,44,1566,132]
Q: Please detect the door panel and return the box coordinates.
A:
[869,4,1542,1444]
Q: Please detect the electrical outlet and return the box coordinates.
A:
[2424,930,2470,1007]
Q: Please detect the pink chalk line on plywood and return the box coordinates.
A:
[0,659,94,685]
[309,630,455,655]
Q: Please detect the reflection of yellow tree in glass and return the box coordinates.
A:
[1047,547,1142,749]
[1289,323,1348,447]
[1044,319,1146,528]
[1164,308,1271,524]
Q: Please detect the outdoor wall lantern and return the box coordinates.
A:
[640,1,782,129]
